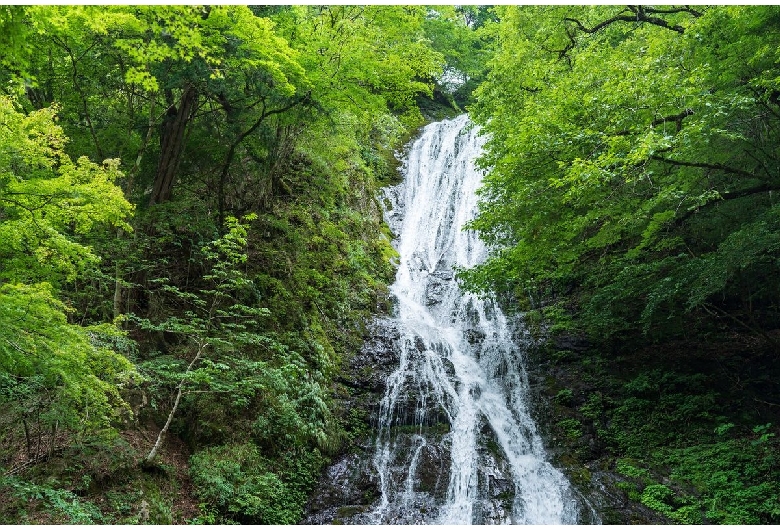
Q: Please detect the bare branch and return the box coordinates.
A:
[145,340,208,463]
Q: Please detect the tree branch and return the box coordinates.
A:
[216,92,312,229]
[145,340,207,463]
[649,155,757,180]
[52,35,105,161]
[640,6,704,17]
[671,183,780,228]
[613,108,695,136]
[702,303,780,352]
[562,4,700,38]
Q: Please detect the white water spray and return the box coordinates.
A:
[370,115,581,524]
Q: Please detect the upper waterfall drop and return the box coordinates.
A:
[368,114,584,524]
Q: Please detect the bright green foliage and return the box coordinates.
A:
[24,5,305,96]
[0,283,135,434]
[466,6,780,342]
[0,97,132,285]
[0,6,31,82]
[0,94,135,470]
[274,6,444,128]
[16,5,310,210]
[422,6,498,105]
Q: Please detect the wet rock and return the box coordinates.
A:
[425,279,445,305]
[488,475,514,499]
[415,441,451,501]
[465,328,486,344]
[302,453,380,524]
[339,317,402,392]
[473,435,516,525]
[553,333,590,352]
[433,269,454,281]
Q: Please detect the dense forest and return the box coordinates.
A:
[463,6,780,524]
[0,4,778,525]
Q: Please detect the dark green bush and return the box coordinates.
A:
[190,443,323,524]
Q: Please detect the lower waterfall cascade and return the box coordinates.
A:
[304,114,597,525]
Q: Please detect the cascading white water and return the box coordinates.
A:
[370,115,581,524]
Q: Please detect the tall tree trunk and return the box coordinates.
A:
[149,85,198,206]
[22,418,32,458]
[114,96,158,319]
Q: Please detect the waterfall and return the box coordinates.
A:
[369,114,581,524]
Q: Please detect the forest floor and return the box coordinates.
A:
[0,422,200,524]
[528,326,780,524]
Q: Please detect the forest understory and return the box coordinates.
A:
[2,5,780,525]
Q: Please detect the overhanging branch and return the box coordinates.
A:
[649,155,757,180]
[613,109,695,136]
[562,4,703,40]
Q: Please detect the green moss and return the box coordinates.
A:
[568,466,592,488]
[484,438,503,460]
[336,505,365,519]
[615,481,641,502]
[554,388,574,406]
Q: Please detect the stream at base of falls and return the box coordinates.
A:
[303,115,598,525]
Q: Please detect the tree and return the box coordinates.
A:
[422,6,498,106]
[15,5,309,210]
[0,95,136,467]
[273,5,444,126]
[466,6,780,343]
[0,97,133,286]
[132,216,331,463]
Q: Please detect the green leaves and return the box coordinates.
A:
[0,97,132,285]
[132,215,334,463]
[468,6,780,342]
[190,443,324,524]
[0,283,136,432]
[0,475,105,524]
[276,6,444,127]
[0,94,135,452]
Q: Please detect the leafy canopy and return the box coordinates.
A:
[465,6,780,340]
[0,96,132,286]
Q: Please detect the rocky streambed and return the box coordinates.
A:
[302,322,669,525]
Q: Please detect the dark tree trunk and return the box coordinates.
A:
[149,85,198,206]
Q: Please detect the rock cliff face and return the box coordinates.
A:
[302,318,394,525]
[302,115,674,526]
[303,116,585,524]
[302,319,541,525]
